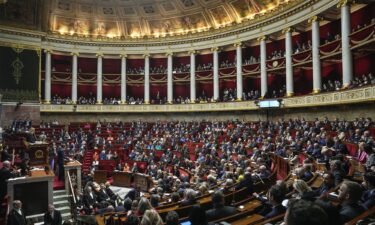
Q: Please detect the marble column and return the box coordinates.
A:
[71,52,78,104]
[310,16,322,93]
[235,42,243,100]
[44,50,52,103]
[189,50,196,103]
[96,53,103,104]
[212,47,219,101]
[120,54,127,104]
[167,52,173,103]
[283,28,294,97]
[144,54,150,104]
[339,0,353,88]
[259,36,268,97]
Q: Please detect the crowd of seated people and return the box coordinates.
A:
[3,116,374,224]
[322,73,374,93]
[103,98,120,105]
[268,50,285,60]
[78,96,96,105]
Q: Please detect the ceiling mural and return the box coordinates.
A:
[0,0,294,39]
[0,0,41,29]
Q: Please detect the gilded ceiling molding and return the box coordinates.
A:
[165,52,173,57]
[210,47,220,52]
[233,42,242,47]
[70,52,79,56]
[143,53,150,58]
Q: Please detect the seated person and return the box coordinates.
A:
[255,184,286,218]
[235,172,253,195]
[361,171,375,208]
[337,181,366,224]
[292,179,315,201]
[285,199,329,225]
[180,188,197,206]
[205,191,237,221]
[313,172,335,198]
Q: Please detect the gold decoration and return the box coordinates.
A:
[70,52,80,56]
[337,0,351,8]
[257,36,266,42]
[11,58,24,85]
[234,42,242,47]
[35,150,44,159]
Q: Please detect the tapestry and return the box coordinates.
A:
[0,45,40,102]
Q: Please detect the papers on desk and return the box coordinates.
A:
[8,177,26,181]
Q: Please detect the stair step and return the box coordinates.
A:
[53,194,69,200]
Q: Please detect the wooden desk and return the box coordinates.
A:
[112,171,132,187]
[231,214,264,225]
[238,200,261,212]
[94,170,108,184]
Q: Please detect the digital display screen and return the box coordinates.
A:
[258,100,280,108]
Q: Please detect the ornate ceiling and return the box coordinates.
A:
[47,0,291,39]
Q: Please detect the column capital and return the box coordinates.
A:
[188,50,197,55]
[70,52,79,56]
[337,0,352,8]
[211,47,220,52]
[282,27,294,34]
[143,53,150,58]
[234,42,242,47]
[308,16,323,24]
[119,54,127,58]
[44,49,53,54]
[165,52,173,57]
[257,36,266,42]
[96,52,104,57]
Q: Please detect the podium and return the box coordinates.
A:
[134,173,152,192]
[64,160,82,194]
[7,169,54,217]
[93,170,108,184]
[112,171,132,187]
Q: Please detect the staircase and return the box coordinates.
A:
[26,190,72,224]
[82,149,93,174]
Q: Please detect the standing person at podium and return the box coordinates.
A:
[57,146,64,181]
[44,204,62,225]
[7,200,26,225]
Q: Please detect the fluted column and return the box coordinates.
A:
[44,50,52,103]
[96,53,103,104]
[167,52,173,103]
[212,47,219,101]
[339,0,353,88]
[235,42,243,100]
[189,50,196,103]
[259,36,267,98]
[144,54,150,104]
[283,28,294,97]
[309,16,322,93]
[71,52,78,103]
[120,54,127,104]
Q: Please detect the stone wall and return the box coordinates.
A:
[0,103,40,127]
[40,103,375,124]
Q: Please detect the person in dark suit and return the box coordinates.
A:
[337,181,366,224]
[83,186,98,214]
[0,161,15,201]
[313,172,335,198]
[362,171,375,208]
[235,172,253,195]
[180,188,197,206]
[44,204,62,225]
[205,191,237,221]
[330,160,345,187]
[285,199,329,225]
[256,184,286,219]
[7,200,27,225]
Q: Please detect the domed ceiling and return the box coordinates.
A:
[47,0,291,39]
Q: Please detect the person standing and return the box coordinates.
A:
[7,200,27,225]
[44,204,62,225]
